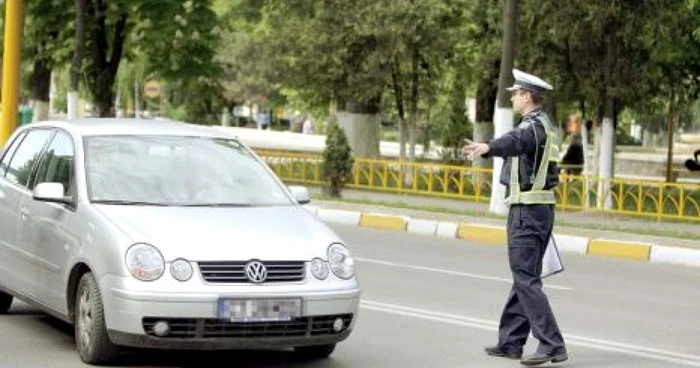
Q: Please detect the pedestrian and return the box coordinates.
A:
[462,69,568,366]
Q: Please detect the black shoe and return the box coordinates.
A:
[484,345,523,359]
[520,349,568,366]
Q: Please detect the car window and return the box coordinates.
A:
[5,129,54,188]
[32,131,75,197]
[0,131,27,177]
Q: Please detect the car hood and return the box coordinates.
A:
[93,204,340,261]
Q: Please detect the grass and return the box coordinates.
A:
[312,194,700,242]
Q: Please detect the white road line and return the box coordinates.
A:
[361,300,700,367]
[355,257,573,291]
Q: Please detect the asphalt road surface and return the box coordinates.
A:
[1,224,699,368]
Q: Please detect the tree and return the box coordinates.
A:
[462,0,502,171]
[322,120,354,197]
[81,0,130,117]
[69,0,86,119]
[255,0,390,158]
[518,0,674,207]
[638,0,700,181]
[23,0,74,121]
[490,0,519,215]
[76,0,221,118]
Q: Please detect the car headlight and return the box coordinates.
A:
[328,243,355,279]
[170,258,193,282]
[310,258,329,280]
[125,243,165,281]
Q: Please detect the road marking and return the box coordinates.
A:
[361,300,700,367]
[355,257,573,291]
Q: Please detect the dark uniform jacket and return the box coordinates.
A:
[483,108,560,197]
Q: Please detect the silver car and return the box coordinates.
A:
[0,119,360,365]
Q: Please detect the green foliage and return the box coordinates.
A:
[424,67,471,163]
[24,0,75,66]
[517,0,700,130]
[8,0,700,150]
[135,0,222,83]
[322,121,354,197]
[163,103,190,122]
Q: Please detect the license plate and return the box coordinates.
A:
[217,298,302,322]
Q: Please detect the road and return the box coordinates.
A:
[1,224,699,367]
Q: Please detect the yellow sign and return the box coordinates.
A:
[143,80,161,98]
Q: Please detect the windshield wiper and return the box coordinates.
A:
[92,200,172,206]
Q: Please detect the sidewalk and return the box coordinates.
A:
[302,187,700,268]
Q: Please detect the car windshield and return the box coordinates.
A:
[84,135,294,206]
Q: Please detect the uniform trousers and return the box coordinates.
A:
[497,203,565,354]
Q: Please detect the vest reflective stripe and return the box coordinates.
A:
[506,113,558,206]
[532,115,554,190]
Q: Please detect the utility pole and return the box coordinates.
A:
[0,0,25,145]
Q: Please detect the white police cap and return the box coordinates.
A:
[506,69,553,94]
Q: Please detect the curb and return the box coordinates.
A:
[303,205,700,268]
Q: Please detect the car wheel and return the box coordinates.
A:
[294,343,336,359]
[75,272,119,365]
[0,291,12,314]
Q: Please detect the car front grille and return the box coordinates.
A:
[197,261,306,283]
[142,314,353,339]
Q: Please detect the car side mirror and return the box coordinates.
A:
[288,185,311,205]
[33,182,72,205]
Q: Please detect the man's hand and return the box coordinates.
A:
[461,139,490,160]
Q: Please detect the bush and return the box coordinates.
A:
[322,121,354,197]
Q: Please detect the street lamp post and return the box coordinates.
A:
[0,0,25,146]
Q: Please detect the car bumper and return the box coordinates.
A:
[101,275,360,350]
[108,329,353,350]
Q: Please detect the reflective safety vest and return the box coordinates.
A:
[506,114,560,206]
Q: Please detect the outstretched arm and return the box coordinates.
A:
[484,125,539,158]
[462,120,545,161]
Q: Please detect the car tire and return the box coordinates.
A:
[294,343,336,359]
[0,291,12,314]
[75,272,119,365]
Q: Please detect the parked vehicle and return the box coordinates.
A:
[0,118,360,365]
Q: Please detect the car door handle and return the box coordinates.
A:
[20,207,29,220]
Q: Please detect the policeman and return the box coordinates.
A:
[462,69,568,366]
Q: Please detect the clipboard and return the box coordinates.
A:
[541,235,564,278]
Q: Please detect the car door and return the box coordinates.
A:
[19,130,80,312]
[0,128,55,297]
[0,130,28,291]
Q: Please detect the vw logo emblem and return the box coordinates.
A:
[245,261,267,283]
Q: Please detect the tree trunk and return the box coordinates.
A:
[642,128,654,148]
[30,56,52,122]
[391,59,407,162]
[473,59,499,170]
[49,71,58,116]
[407,44,420,161]
[597,98,615,210]
[581,120,591,207]
[490,0,519,216]
[85,0,128,118]
[591,120,601,205]
[69,0,86,120]
[93,71,117,117]
[337,98,381,158]
[665,88,677,182]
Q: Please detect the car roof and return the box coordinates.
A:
[22,118,237,139]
